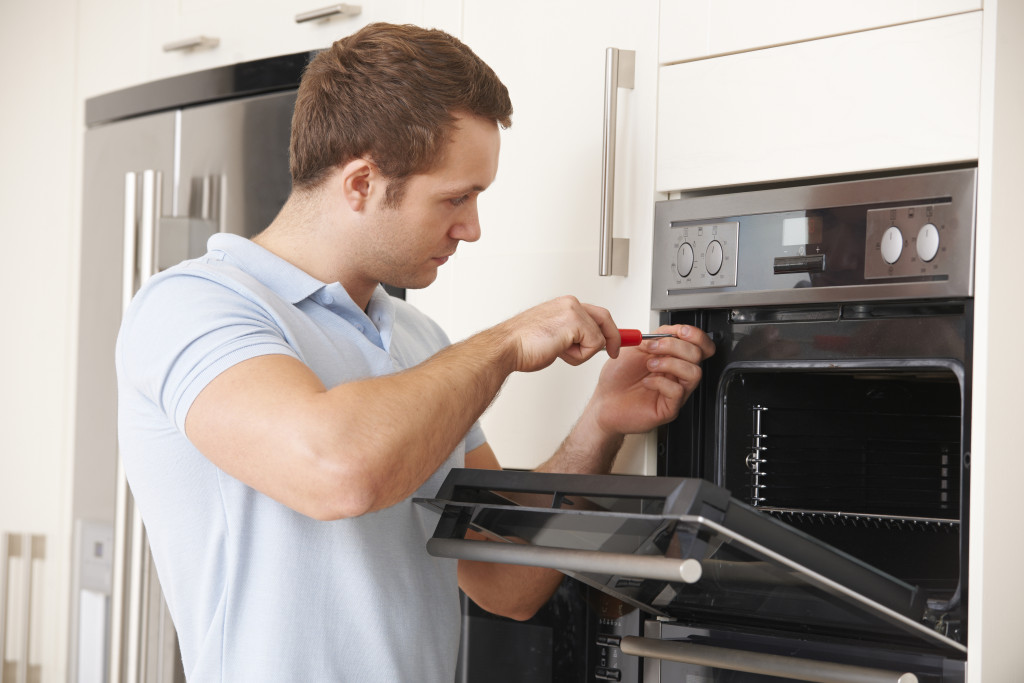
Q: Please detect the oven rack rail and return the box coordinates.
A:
[759,507,959,532]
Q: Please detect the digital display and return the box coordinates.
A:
[782,215,823,246]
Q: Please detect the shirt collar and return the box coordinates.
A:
[207,233,325,304]
[206,233,397,350]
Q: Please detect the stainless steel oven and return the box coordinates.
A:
[422,167,975,682]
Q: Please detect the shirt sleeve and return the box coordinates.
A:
[116,268,298,434]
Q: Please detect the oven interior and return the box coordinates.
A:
[720,367,963,604]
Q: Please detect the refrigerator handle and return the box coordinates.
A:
[111,170,160,683]
[598,46,633,277]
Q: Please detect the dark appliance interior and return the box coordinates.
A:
[436,167,976,682]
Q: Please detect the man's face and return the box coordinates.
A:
[361,113,500,290]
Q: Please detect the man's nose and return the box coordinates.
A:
[451,207,481,242]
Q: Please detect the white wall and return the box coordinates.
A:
[0,0,80,680]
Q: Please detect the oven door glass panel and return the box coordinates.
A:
[416,469,966,657]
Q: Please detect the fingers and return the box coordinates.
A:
[558,299,617,366]
[646,325,715,362]
[505,296,619,372]
[582,304,621,359]
[638,325,714,388]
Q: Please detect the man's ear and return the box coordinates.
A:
[337,157,378,211]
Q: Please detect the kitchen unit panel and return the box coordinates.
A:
[406,0,661,473]
[76,0,154,102]
[656,12,982,193]
[659,0,981,64]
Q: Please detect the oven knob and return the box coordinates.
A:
[880,226,904,264]
[676,242,695,277]
[916,223,940,262]
[705,240,724,276]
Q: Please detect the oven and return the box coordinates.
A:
[421,167,975,682]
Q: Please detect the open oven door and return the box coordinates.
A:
[415,469,966,682]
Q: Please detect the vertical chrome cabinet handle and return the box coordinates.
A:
[0,534,43,683]
[295,4,362,23]
[599,47,635,277]
[162,36,219,52]
[16,533,30,683]
[0,533,8,676]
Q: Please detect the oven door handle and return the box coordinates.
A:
[426,538,702,584]
[620,637,919,683]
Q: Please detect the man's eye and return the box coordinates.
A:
[450,195,469,207]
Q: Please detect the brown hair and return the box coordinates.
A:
[290,22,513,206]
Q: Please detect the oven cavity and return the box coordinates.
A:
[723,368,963,601]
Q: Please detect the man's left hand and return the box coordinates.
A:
[588,324,716,437]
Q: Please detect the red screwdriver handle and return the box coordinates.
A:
[619,329,644,346]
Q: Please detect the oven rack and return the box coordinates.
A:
[759,506,959,533]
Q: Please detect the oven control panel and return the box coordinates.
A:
[865,203,954,280]
[651,168,976,310]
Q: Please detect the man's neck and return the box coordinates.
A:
[254,192,378,310]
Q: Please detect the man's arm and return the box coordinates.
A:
[457,324,715,620]
[183,296,621,521]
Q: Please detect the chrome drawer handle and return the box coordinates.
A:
[162,36,219,52]
[295,3,362,23]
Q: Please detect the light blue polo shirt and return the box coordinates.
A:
[115,233,485,682]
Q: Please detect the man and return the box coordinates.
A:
[116,22,715,682]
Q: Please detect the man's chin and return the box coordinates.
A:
[384,271,439,292]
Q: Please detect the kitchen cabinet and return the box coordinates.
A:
[78,0,463,99]
[659,0,981,64]
[405,1,662,474]
[656,12,982,191]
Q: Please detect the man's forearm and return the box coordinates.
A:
[319,326,518,513]
[534,401,624,476]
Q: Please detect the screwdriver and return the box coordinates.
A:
[618,329,676,346]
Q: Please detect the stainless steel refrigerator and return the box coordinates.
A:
[70,52,311,683]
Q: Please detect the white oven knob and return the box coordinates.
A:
[881,226,904,264]
[916,223,940,262]
[705,240,724,276]
[676,242,695,277]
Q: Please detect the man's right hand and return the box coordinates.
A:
[484,296,621,373]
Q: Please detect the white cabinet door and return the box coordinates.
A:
[407,1,661,473]
[659,0,982,64]
[77,0,155,99]
[657,12,982,192]
[147,0,461,82]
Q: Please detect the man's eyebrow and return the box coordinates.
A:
[443,184,487,195]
